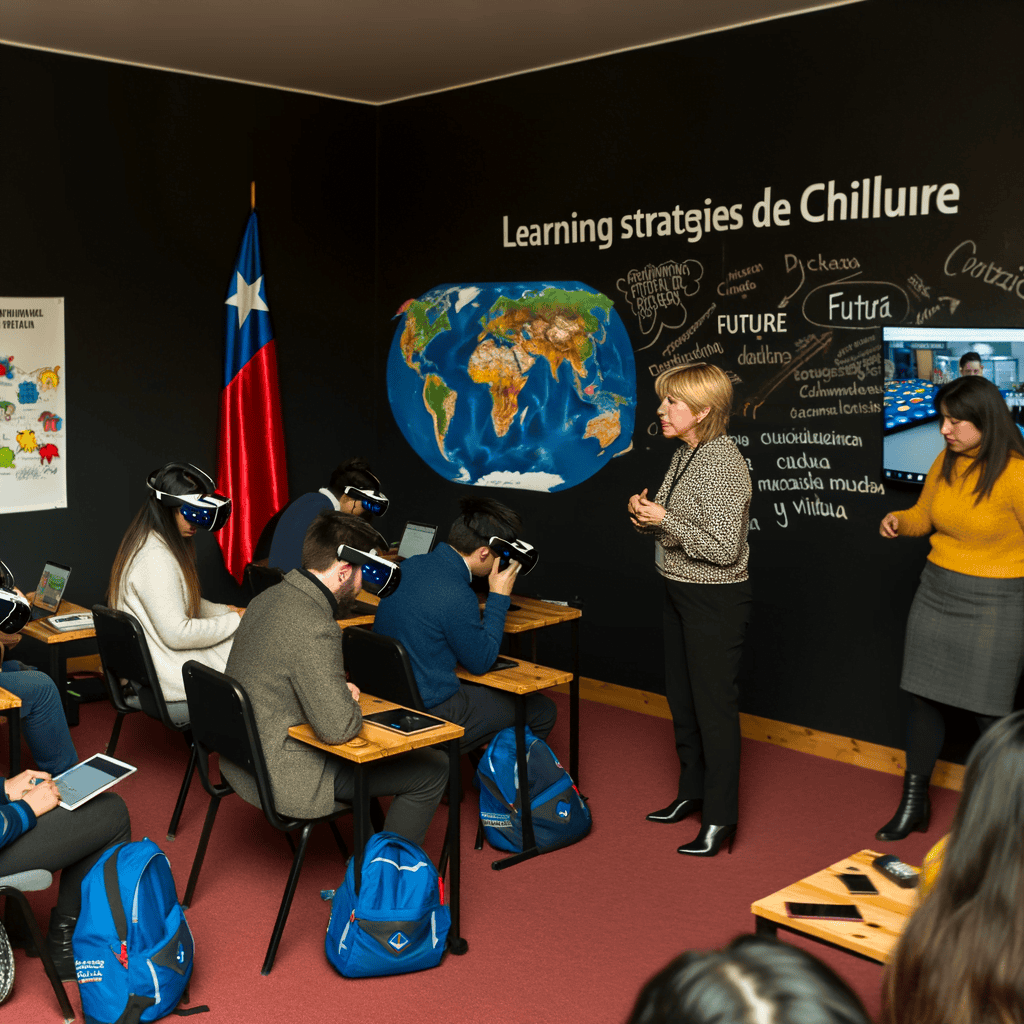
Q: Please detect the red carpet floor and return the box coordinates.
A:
[7,694,958,1023]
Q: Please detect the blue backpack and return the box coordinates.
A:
[73,839,194,1024]
[324,831,450,978]
[476,726,591,853]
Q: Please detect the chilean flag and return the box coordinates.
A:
[216,211,288,582]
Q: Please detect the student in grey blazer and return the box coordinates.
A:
[222,511,447,845]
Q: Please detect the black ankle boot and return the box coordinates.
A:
[43,910,77,983]
[876,772,931,841]
[677,823,736,857]
[646,798,702,824]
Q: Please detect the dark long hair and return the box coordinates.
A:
[935,376,1024,502]
[882,711,1024,1024]
[107,466,205,617]
[628,934,870,1024]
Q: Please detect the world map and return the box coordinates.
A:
[387,282,636,491]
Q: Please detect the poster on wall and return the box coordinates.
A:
[0,297,66,514]
[387,281,636,491]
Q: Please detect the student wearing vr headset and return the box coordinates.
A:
[264,456,390,574]
[108,462,243,704]
[222,511,447,844]
[374,497,556,753]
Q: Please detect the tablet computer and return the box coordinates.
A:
[363,710,447,735]
[53,753,137,810]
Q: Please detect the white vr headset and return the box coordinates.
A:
[337,544,401,598]
[0,560,31,633]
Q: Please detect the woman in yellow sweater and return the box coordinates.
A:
[877,375,1024,841]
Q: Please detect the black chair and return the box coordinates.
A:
[91,605,196,840]
[341,626,427,712]
[243,563,284,599]
[179,660,351,975]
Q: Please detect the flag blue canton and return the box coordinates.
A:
[223,211,274,386]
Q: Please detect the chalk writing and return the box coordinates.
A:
[741,331,832,418]
[943,240,1024,302]
[618,260,703,345]
[802,275,909,329]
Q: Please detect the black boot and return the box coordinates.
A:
[876,772,930,841]
[43,910,77,983]
[646,798,702,824]
[677,823,736,857]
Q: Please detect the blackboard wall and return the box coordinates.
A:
[1,0,1022,758]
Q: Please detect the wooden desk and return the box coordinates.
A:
[0,685,22,775]
[456,657,571,870]
[288,694,468,955]
[18,599,96,726]
[751,849,919,963]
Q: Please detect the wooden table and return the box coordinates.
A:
[0,685,22,775]
[751,849,920,963]
[18,599,96,726]
[338,591,583,785]
[456,657,572,870]
[289,693,468,955]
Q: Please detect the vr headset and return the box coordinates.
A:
[343,485,389,518]
[337,544,401,598]
[488,536,539,575]
[0,560,31,633]
[148,463,232,533]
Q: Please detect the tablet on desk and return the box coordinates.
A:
[53,754,137,810]
[362,710,446,735]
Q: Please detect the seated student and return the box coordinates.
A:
[109,462,243,705]
[374,498,556,753]
[627,934,871,1024]
[222,511,447,846]
[266,457,388,573]
[0,770,131,981]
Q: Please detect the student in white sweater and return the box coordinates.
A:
[108,462,243,704]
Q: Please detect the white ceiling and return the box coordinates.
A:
[1,0,861,105]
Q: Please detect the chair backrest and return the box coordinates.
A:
[92,604,181,728]
[244,563,284,598]
[341,626,426,712]
[180,660,286,825]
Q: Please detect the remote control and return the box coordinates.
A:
[873,854,919,888]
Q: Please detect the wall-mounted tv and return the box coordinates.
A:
[883,326,1024,484]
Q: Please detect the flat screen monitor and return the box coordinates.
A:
[396,521,437,560]
[882,326,1024,484]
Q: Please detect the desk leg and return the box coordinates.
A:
[353,765,370,896]
[49,647,77,728]
[569,618,579,787]
[446,737,467,954]
[755,917,778,937]
[492,695,541,870]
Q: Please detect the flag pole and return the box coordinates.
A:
[250,180,256,212]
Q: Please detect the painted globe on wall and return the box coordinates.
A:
[386,282,636,492]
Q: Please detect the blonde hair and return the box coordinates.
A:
[654,363,733,443]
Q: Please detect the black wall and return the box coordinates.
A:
[2,0,1022,757]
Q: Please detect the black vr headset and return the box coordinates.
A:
[337,543,401,598]
[0,560,31,633]
[488,536,539,575]
[343,485,389,518]
[148,462,232,533]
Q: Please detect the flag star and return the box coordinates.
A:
[225,272,270,327]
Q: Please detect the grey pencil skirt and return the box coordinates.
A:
[900,561,1024,715]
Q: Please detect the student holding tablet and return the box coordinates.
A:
[0,769,131,980]
[108,462,243,704]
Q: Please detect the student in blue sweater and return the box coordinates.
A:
[374,498,556,751]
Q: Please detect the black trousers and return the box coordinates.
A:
[662,577,752,825]
[431,681,557,755]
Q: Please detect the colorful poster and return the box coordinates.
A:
[0,298,66,513]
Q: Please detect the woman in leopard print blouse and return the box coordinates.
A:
[628,363,752,858]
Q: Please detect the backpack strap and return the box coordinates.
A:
[478,772,516,812]
[102,842,132,946]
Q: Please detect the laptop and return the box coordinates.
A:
[31,560,71,619]
[395,522,437,561]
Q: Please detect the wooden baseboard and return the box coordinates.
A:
[554,677,964,793]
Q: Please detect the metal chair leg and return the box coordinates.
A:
[105,711,126,756]
[182,794,221,908]
[328,820,349,860]
[262,823,315,975]
[167,742,197,841]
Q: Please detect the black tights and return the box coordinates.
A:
[905,694,1000,777]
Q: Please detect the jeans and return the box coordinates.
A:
[0,663,78,776]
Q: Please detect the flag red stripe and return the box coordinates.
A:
[216,339,288,582]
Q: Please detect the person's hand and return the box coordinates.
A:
[228,605,246,618]
[346,681,361,702]
[629,489,667,527]
[488,556,520,597]
[5,770,51,801]
[21,779,60,817]
[879,513,900,539]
